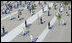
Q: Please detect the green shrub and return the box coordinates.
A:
[56,13,62,19]
[31,5,34,10]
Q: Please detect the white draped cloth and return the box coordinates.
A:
[48,2,53,8]
[60,7,63,12]
[30,34,34,41]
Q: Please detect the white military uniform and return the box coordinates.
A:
[30,34,34,41]
[62,19,64,25]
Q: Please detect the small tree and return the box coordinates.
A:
[56,13,62,25]
[30,5,35,15]
[28,2,31,5]
[31,5,34,10]
[63,1,69,5]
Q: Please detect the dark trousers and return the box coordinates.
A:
[3,28,5,33]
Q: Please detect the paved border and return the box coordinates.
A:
[36,26,50,42]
